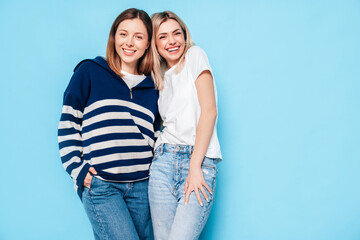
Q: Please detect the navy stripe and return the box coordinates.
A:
[129,109,153,123]
[59,139,82,149]
[60,150,81,164]
[84,105,130,119]
[83,145,151,159]
[82,119,135,132]
[84,105,153,123]
[93,157,152,169]
[138,126,154,140]
[83,132,144,147]
[97,170,149,182]
[58,128,81,136]
[60,113,82,124]
[66,161,87,174]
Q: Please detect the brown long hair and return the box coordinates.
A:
[151,11,194,89]
[106,8,153,77]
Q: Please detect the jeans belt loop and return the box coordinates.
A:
[160,143,164,155]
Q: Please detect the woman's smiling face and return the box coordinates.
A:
[155,19,186,68]
[115,18,149,73]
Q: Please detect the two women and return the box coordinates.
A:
[58,8,221,240]
[58,8,158,240]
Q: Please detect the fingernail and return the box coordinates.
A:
[200,202,203,206]
[185,202,188,206]
[210,191,213,195]
[206,198,209,202]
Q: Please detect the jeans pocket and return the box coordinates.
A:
[201,157,217,172]
[89,176,96,190]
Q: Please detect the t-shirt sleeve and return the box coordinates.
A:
[186,46,213,82]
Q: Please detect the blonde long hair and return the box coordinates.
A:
[151,11,194,89]
[106,8,153,77]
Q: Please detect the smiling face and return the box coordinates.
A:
[115,18,149,74]
[155,19,186,68]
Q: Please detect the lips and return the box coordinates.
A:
[166,46,180,53]
[122,48,136,56]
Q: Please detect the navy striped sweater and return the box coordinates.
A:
[58,57,160,198]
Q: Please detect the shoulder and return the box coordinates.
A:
[185,46,209,66]
[73,56,105,73]
[186,46,207,58]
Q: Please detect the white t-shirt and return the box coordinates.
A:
[121,70,146,89]
[154,46,222,159]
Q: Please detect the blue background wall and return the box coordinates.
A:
[1,0,359,239]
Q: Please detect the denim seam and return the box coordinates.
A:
[89,191,109,240]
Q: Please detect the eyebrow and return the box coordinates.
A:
[118,29,146,35]
[158,28,181,35]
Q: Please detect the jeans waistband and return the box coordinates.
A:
[157,143,194,154]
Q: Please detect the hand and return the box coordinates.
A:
[83,167,97,189]
[184,166,212,206]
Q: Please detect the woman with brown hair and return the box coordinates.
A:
[58,8,159,240]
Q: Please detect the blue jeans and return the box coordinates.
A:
[82,177,152,240]
[148,144,218,240]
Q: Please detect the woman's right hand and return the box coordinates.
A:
[83,167,98,189]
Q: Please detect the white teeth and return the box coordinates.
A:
[124,49,135,53]
[168,47,179,52]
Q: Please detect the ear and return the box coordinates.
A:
[146,41,150,49]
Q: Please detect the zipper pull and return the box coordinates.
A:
[130,89,133,99]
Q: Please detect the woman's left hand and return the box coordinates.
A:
[184,166,212,206]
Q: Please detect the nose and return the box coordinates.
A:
[168,35,176,46]
[126,36,134,47]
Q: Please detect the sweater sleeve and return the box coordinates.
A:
[58,62,91,199]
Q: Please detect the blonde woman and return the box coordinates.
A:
[58,8,159,240]
[148,11,222,240]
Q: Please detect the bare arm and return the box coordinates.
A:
[184,70,217,206]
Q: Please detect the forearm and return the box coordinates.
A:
[190,108,217,168]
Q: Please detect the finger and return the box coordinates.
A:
[203,181,212,195]
[83,172,93,188]
[184,181,189,194]
[184,187,191,206]
[199,185,209,202]
[194,188,203,206]
[89,167,97,175]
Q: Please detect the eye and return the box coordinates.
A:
[119,33,126,37]
[136,35,143,40]
[159,35,166,40]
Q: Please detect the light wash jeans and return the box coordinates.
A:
[82,177,152,240]
[148,144,218,240]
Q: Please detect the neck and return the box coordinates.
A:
[121,62,138,75]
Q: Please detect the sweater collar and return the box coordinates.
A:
[78,56,155,88]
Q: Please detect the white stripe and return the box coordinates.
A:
[58,133,82,143]
[70,160,87,180]
[60,146,82,158]
[102,163,150,174]
[154,130,161,138]
[82,126,139,141]
[83,112,132,128]
[58,120,81,131]
[91,151,153,165]
[83,139,148,155]
[62,105,83,119]
[63,156,82,170]
[84,99,154,121]
[143,135,154,147]
[132,116,153,132]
